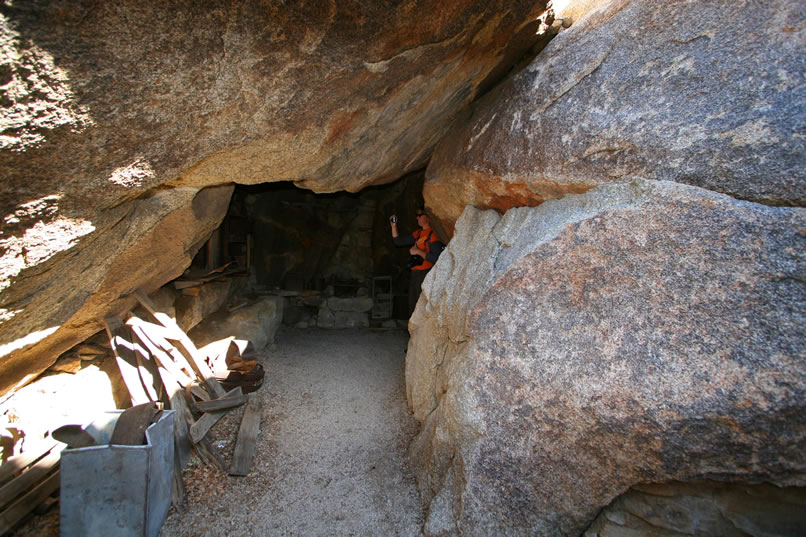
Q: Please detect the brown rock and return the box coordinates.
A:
[175,280,233,333]
[0,185,233,394]
[424,0,806,235]
[587,481,806,537]
[407,180,806,536]
[188,296,283,353]
[0,1,548,394]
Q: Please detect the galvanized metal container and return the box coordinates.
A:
[60,410,175,537]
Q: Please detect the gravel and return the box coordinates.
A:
[13,327,424,537]
[159,327,424,537]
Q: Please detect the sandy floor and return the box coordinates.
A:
[15,327,424,537]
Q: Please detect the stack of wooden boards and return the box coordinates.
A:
[0,440,62,535]
[171,263,247,296]
[103,290,263,506]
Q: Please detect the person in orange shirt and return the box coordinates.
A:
[390,207,445,317]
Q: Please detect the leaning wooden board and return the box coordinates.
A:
[229,397,262,476]
[134,290,226,399]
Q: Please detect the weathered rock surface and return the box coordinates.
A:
[407,180,806,536]
[188,296,283,353]
[585,481,806,537]
[424,0,806,235]
[0,185,232,394]
[0,1,548,393]
[175,281,234,333]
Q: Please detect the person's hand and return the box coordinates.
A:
[409,247,424,256]
[389,215,397,225]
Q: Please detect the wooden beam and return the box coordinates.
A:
[194,394,249,413]
[147,359,193,471]
[134,290,226,398]
[229,398,262,476]
[188,388,243,444]
[128,319,194,386]
[104,317,154,405]
[187,382,211,402]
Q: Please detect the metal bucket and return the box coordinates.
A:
[60,410,174,537]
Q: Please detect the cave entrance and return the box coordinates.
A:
[192,172,427,327]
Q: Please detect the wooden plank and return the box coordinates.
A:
[188,382,211,402]
[0,441,57,484]
[179,388,225,471]
[194,394,249,413]
[134,290,226,398]
[128,320,194,386]
[188,388,242,444]
[171,442,186,511]
[229,397,262,476]
[156,370,221,472]
[149,361,192,471]
[0,450,60,512]
[172,280,203,290]
[104,317,154,405]
[127,317,196,379]
[0,470,59,536]
[195,436,226,471]
[128,336,162,403]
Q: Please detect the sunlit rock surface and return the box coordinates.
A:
[407,180,806,536]
[0,0,547,393]
[424,0,806,235]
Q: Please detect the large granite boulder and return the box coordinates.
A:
[188,296,284,353]
[0,0,549,393]
[424,0,806,235]
[407,180,806,536]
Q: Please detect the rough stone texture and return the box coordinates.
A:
[407,180,806,536]
[328,296,375,313]
[424,0,806,236]
[0,0,548,394]
[188,296,284,353]
[317,306,370,329]
[584,481,806,537]
[174,280,233,333]
[0,185,232,394]
[132,286,178,322]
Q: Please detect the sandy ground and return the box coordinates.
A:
[14,327,424,537]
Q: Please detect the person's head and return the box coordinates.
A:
[415,208,430,229]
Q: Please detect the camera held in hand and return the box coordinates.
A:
[407,254,423,269]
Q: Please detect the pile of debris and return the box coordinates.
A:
[104,290,264,488]
[0,289,266,535]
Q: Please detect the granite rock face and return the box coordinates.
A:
[585,481,806,537]
[188,296,284,353]
[407,180,806,536]
[0,185,232,394]
[0,0,548,393]
[424,0,806,235]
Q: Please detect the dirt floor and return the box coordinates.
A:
[15,327,425,537]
